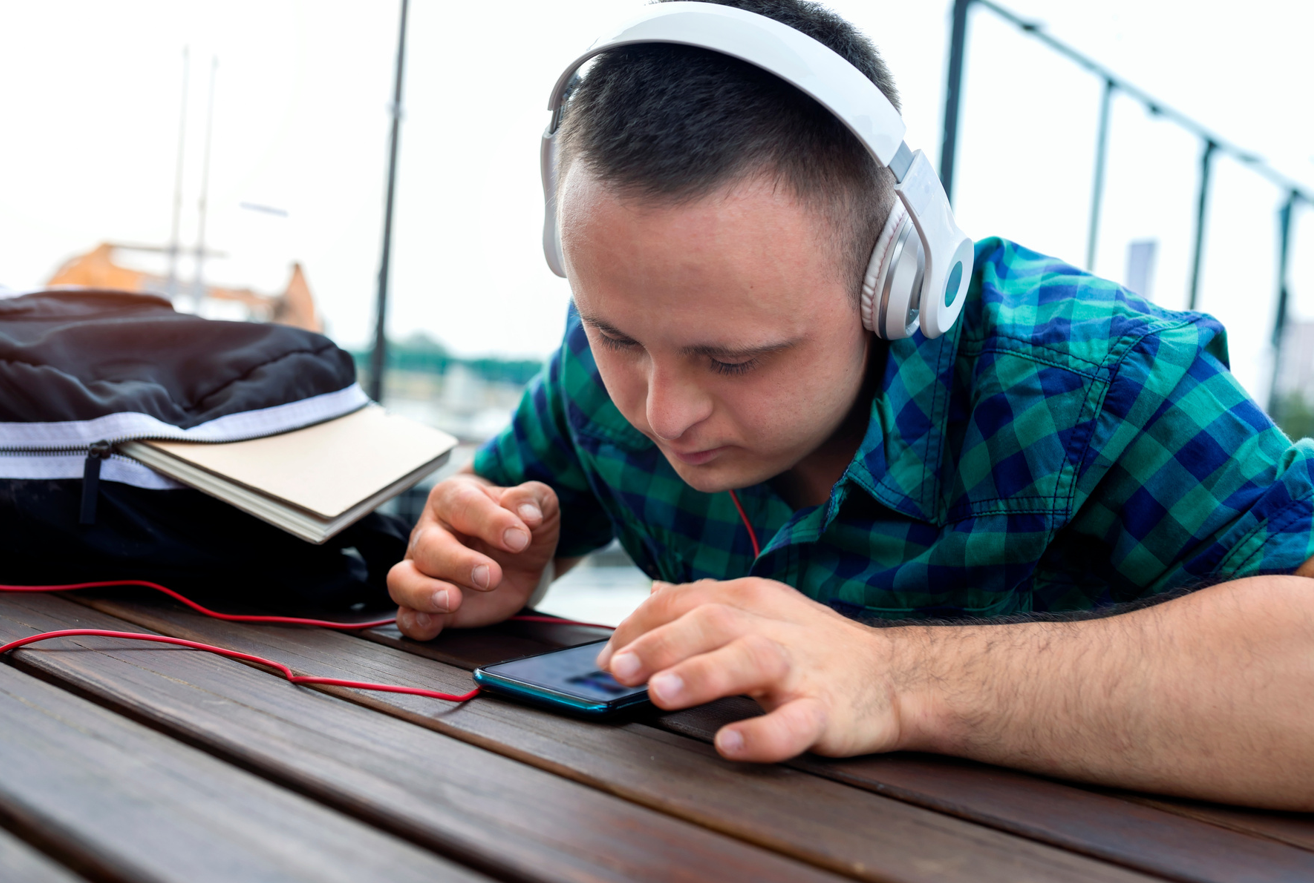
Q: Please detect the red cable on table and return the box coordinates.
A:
[0,628,481,701]
[0,579,613,704]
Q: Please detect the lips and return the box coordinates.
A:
[666,445,727,466]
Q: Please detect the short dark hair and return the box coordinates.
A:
[558,0,901,296]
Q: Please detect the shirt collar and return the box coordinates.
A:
[843,316,963,526]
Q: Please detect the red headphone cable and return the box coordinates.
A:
[728,489,761,559]
[0,579,613,704]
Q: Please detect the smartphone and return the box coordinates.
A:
[473,640,650,717]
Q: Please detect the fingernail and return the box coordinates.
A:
[518,503,542,522]
[414,612,432,630]
[595,641,613,668]
[431,589,449,612]
[717,728,744,756]
[471,564,490,589]
[398,609,413,629]
[503,527,529,551]
[611,651,640,680]
[649,671,683,703]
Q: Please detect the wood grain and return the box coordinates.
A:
[358,619,612,670]
[0,660,487,883]
[70,593,1161,883]
[0,826,84,883]
[0,593,845,883]
[370,608,1314,883]
[1122,795,1314,853]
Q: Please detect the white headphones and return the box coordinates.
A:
[540,1,972,340]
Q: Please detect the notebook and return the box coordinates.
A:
[118,404,457,544]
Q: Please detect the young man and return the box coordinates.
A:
[388,0,1314,808]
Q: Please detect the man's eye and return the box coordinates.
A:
[597,333,636,351]
[711,358,757,377]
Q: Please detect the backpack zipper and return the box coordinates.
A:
[80,439,113,524]
[0,436,176,528]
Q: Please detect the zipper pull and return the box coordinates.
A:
[80,440,113,526]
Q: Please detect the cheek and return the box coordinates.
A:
[590,348,649,425]
[734,333,867,444]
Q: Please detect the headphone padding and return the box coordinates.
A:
[862,203,909,336]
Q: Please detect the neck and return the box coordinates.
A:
[772,342,883,510]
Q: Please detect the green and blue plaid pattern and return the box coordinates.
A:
[476,238,1314,619]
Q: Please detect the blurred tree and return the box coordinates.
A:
[1273,394,1314,442]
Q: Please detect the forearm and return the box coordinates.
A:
[891,575,1314,809]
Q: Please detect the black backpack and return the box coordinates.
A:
[0,289,408,610]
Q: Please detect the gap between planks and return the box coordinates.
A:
[57,592,1164,883]
[0,592,847,883]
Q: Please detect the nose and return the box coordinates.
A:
[645,361,712,442]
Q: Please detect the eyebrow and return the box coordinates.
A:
[578,312,799,360]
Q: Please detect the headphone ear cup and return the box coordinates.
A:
[862,204,923,339]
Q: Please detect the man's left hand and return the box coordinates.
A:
[597,577,913,762]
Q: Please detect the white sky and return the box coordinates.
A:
[0,0,1310,403]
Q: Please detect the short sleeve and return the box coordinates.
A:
[1064,318,1314,600]
[473,317,616,558]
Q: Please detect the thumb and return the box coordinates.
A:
[496,481,558,532]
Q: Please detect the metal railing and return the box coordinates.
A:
[938,0,1311,412]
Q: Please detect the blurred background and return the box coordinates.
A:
[1,0,1310,623]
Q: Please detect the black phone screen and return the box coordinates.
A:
[476,640,649,709]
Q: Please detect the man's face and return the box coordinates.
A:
[559,165,871,494]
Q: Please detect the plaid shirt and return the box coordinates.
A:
[476,238,1314,619]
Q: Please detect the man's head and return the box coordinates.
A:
[559,0,900,298]
[557,0,900,494]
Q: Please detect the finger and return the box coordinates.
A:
[494,481,558,530]
[598,579,727,669]
[604,602,751,685]
[715,697,827,763]
[642,634,790,708]
[387,559,465,616]
[408,525,504,593]
[431,479,532,554]
[395,605,452,642]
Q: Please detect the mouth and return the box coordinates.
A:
[665,445,728,466]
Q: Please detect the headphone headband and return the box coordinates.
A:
[545,2,907,164]
[541,1,972,338]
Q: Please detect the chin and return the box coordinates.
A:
[665,453,773,494]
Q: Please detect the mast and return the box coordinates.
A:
[192,56,218,303]
[368,0,411,403]
[165,48,189,299]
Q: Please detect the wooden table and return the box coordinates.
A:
[0,588,1310,883]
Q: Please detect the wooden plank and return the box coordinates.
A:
[372,612,1314,883]
[0,660,488,883]
[1121,795,1314,854]
[359,618,608,670]
[70,594,1161,883]
[0,594,845,883]
[0,827,84,883]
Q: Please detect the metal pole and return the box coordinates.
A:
[1267,191,1297,415]
[1187,139,1216,311]
[192,56,218,303]
[1086,78,1114,272]
[368,0,410,404]
[939,0,973,204]
[166,48,189,299]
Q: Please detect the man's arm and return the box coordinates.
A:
[599,562,1314,811]
[893,568,1314,809]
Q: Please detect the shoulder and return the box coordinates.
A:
[958,237,1226,379]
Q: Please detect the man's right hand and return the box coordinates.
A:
[387,472,560,640]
